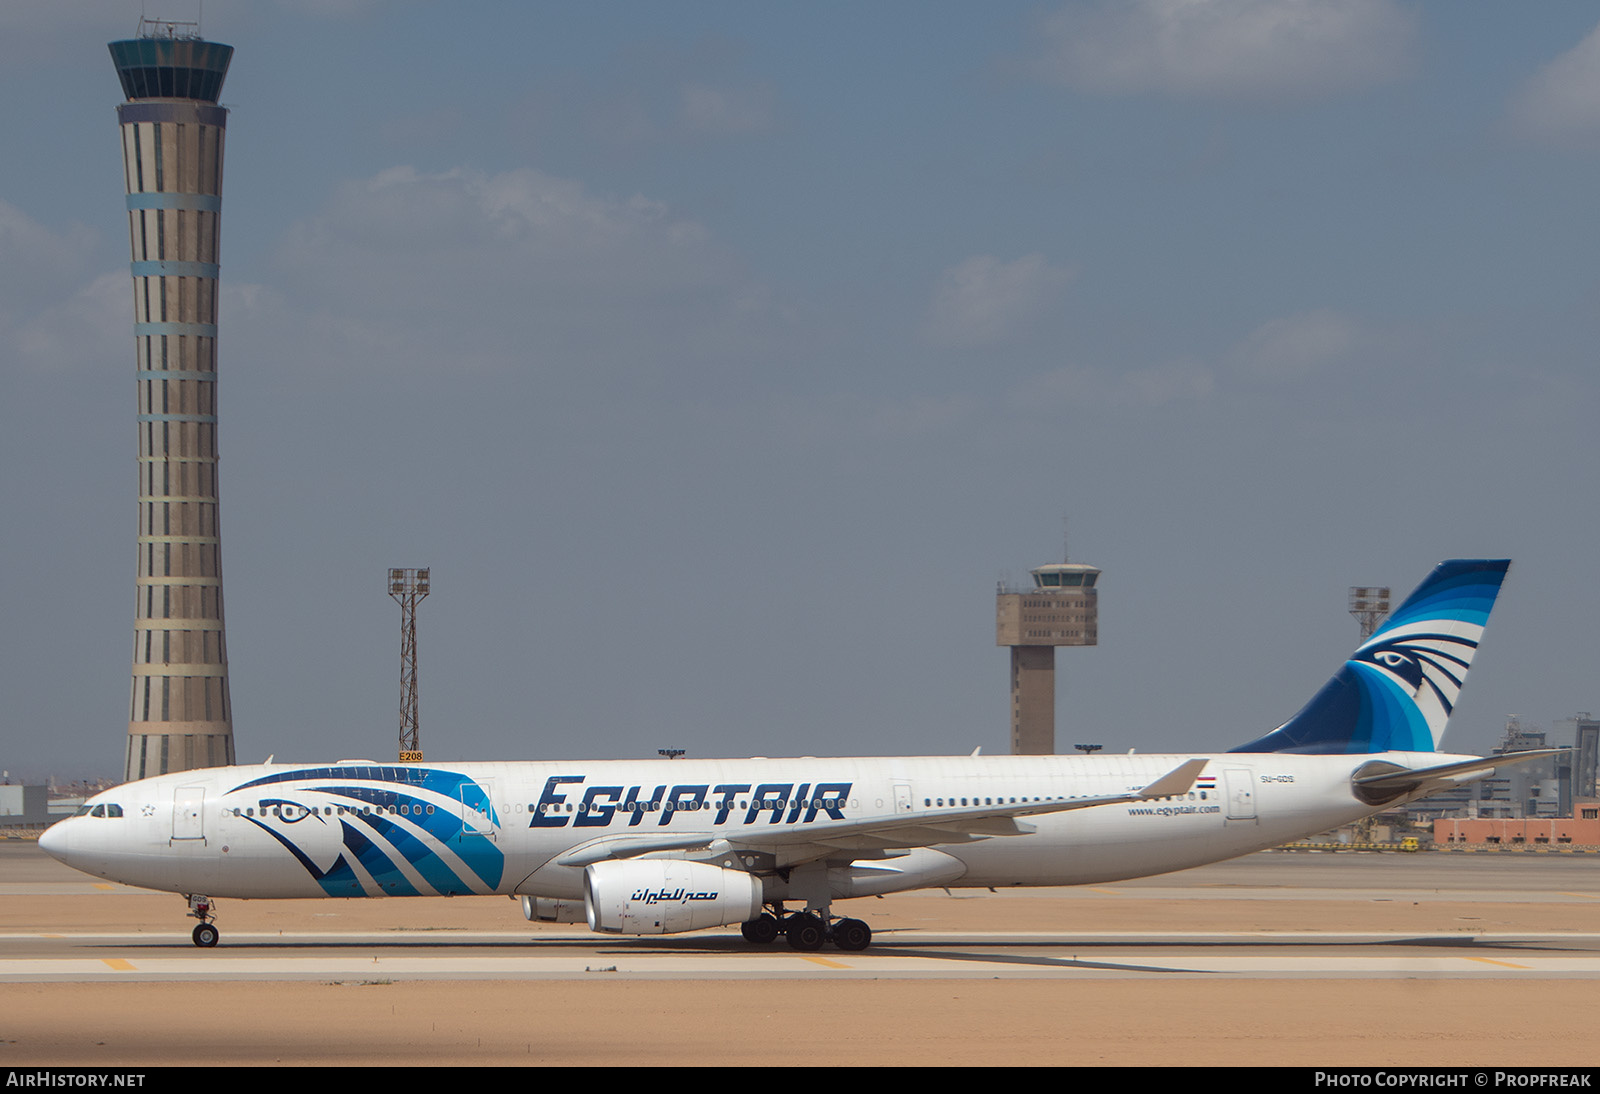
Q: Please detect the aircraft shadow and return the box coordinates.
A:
[78,931,1598,967]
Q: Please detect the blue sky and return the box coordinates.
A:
[4,1,1599,779]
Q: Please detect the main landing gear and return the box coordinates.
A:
[187,894,219,948]
[740,906,873,952]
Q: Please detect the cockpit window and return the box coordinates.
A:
[106,804,124,818]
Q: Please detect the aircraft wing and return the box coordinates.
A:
[554,758,1207,868]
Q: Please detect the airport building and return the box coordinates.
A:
[996,561,1099,754]
[109,22,237,780]
[1434,814,1600,846]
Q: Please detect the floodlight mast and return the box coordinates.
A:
[1348,586,1391,640]
[389,568,430,762]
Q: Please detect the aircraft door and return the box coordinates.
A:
[172,785,206,842]
[893,783,913,814]
[459,778,497,842]
[1223,768,1257,823]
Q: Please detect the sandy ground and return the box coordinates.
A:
[6,882,1600,1066]
[9,979,1600,1068]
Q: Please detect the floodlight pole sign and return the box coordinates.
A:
[389,568,430,762]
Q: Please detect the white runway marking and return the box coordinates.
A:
[6,930,1600,982]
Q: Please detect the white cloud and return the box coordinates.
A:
[0,198,110,372]
[678,84,774,137]
[0,198,96,295]
[866,393,982,437]
[283,166,723,293]
[1007,359,1215,410]
[272,0,391,17]
[1508,20,1600,146]
[379,107,466,149]
[12,272,126,373]
[1228,309,1358,382]
[1029,0,1415,100]
[923,253,1073,347]
[0,1,118,66]
[270,166,767,374]
[578,77,774,145]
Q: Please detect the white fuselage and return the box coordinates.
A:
[44,750,1453,904]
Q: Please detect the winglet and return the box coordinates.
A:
[1135,759,1207,800]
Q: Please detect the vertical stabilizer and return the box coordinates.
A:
[1230,559,1510,754]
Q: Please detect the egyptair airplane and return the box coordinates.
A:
[42,559,1550,951]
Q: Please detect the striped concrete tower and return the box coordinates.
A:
[110,25,237,781]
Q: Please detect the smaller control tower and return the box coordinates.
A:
[996,561,1100,755]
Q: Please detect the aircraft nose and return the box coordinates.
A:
[38,820,70,863]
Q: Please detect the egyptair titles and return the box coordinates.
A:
[527,775,853,829]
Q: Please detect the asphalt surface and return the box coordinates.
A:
[7,841,1599,981]
[7,841,1600,1065]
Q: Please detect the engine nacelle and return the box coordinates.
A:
[520,895,586,923]
[583,859,763,935]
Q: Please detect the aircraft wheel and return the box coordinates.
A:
[741,914,780,945]
[192,922,219,948]
[785,913,825,951]
[833,917,871,951]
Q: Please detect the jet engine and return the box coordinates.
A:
[583,859,763,935]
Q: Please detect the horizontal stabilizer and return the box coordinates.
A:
[1352,749,1566,805]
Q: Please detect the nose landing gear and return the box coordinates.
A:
[187,895,219,947]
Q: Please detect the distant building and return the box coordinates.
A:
[1553,713,1598,800]
[1434,814,1600,846]
[0,785,50,828]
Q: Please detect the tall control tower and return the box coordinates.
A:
[110,21,236,780]
[996,561,1100,754]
